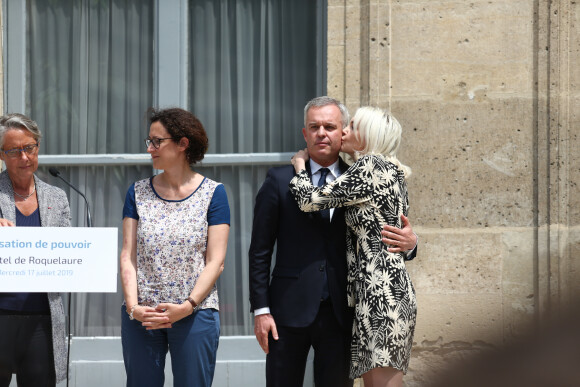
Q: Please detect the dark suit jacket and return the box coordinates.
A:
[249,160,353,329]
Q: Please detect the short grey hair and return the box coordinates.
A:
[303,96,350,128]
[0,113,42,149]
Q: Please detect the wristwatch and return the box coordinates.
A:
[186,297,198,312]
[128,304,138,320]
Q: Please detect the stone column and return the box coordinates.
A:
[535,0,580,321]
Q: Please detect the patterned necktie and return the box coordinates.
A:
[317,168,330,221]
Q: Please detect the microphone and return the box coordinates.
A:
[49,167,93,227]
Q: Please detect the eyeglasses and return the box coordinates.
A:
[2,144,39,159]
[144,137,174,149]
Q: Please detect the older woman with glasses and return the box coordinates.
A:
[0,113,71,386]
[120,107,230,387]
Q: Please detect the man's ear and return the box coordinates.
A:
[302,127,307,141]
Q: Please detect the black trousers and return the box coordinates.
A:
[0,313,56,387]
[266,299,352,387]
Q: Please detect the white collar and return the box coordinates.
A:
[309,159,340,178]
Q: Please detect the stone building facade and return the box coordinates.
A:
[326,0,578,384]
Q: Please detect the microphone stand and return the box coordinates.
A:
[48,167,93,387]
[49,167,92,227]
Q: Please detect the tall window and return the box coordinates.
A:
[3,0,325,336]
[188,0,324,335]
[25,0,156,336]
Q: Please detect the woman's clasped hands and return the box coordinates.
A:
[131,302,194,330]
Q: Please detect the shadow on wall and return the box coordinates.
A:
[427,300,580,387]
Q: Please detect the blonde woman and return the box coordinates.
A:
[289,107,416,387]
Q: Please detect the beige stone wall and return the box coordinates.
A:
[328,0,579,385]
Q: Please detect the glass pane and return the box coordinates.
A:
[27,0,154,155]
[189,0,322,154]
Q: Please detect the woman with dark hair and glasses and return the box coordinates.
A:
[0,113,71,386]
[120,107,230,387]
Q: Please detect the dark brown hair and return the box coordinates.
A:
[147,107,208,164]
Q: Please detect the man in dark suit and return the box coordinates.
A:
[249,96,417,387]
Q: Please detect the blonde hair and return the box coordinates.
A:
[352,106,411,178]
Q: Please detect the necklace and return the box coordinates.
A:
[14,186,36,201]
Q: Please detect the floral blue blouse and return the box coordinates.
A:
[123,176,230,309]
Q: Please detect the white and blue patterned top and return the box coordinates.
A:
[123,176,230,309]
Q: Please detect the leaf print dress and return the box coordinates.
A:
[289,154,417,378]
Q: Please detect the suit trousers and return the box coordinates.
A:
[266,299,352,387]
